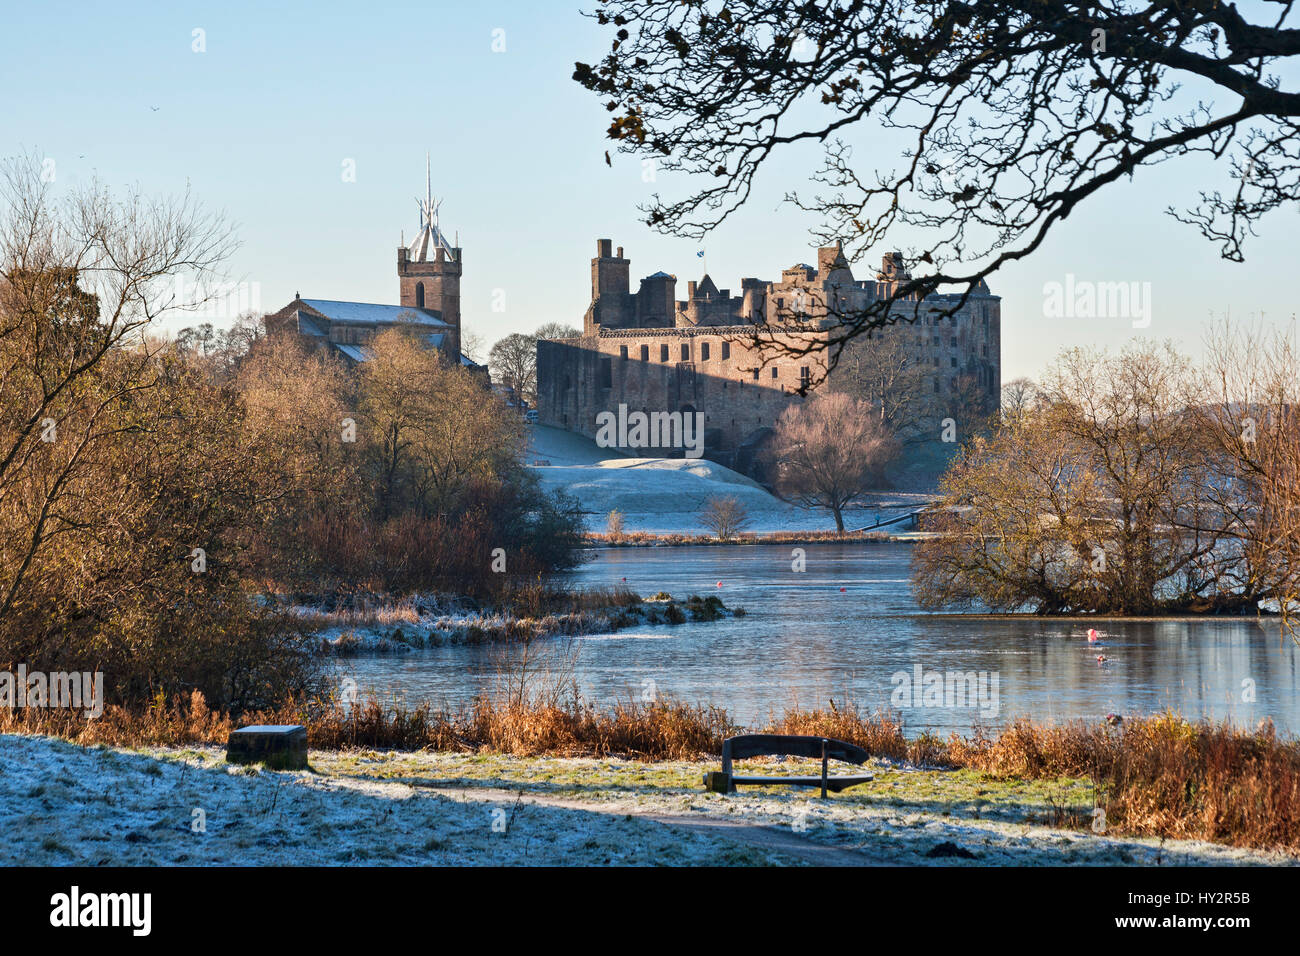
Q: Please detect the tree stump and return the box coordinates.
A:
[226,725,308,770]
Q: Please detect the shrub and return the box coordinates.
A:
[699,495,752,540]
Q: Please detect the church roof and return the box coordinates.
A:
[299,298,450,328]
[332,331,445,365]
[334,343,372,363]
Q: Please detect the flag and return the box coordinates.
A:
[696,250,705,258]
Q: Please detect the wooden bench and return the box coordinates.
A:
[703,734,874,798]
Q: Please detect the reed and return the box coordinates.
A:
[5,693,1297,851]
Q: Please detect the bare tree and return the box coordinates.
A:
[1195,321,1300,638]
[536,321,582,340]
[699,494,751,540]
[1001,377,1041,423]
[361,328,525,521]
[0,152,235,622]
[767,392,896,532]
[459,327,487,365]
[833,334,933,444]
[488,332,538,405]
[912,340,1274,615]
[576,1,1300,365]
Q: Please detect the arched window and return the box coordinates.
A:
[415,282,425,308]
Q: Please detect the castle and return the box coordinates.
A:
[263,159,478,371]
[536,239,1001,476]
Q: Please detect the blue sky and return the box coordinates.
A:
[3,0,1296,379]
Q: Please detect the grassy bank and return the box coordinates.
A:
[284,587,742,653]
[6,694,1299,853]
[587,530,893,547]
[13,736,1290,866]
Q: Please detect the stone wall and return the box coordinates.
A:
[538,239,1002,478]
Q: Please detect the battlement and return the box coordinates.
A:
[541,237,1003,479]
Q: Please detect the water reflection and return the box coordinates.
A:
[341,544,1299,736]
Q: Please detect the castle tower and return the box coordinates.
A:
[584,239,631,333]
[398,154,462,359]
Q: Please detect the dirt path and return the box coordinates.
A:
[402,779,879,866]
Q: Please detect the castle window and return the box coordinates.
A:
[950,357,958,368]
[800,367,811,389]
[415,282,425,308]
[640,345,649,361]
[681,343,690,361]
[701,342,710,361]
[620,345,628,360]
[722,342,730,360]
[771,367,779,379]
[752,369,759,380]
[599,357,612,388]
[660,344,669,362]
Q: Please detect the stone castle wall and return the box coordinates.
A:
[538,239,1001,473]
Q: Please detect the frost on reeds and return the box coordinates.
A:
[7,693,1297,851]
[286,585,731,653]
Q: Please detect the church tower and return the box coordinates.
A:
[398,154,462,359]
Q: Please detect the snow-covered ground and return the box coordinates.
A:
[0,734,783,866]
[4,735,1293,867]
[527,425,926,534]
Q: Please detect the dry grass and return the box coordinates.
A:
[4,693,1298,851]
[289,584,644,631]
[765,704,1300,851]
[586,530,891,546]
[0,689,733,761]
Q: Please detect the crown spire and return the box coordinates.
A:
[407,153,455,263]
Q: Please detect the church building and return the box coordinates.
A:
[263,159,479,372]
